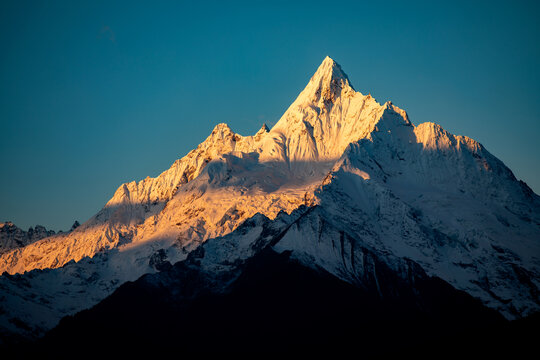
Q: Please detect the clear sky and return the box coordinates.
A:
[1,0,539,231]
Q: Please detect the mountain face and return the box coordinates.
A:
[40,236,506,354]
[1,57,539,344]
[0,222,56,255]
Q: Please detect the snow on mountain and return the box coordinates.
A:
[0,122,269,274]
[268,56,401,162]
[285,122,540,318]
[0,222,56,255]
[0,56,389,276]
[0,56,538,342]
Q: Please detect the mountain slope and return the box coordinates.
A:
[0,123,271,274]
[307,116,540,318]
[0,57,539,343]
[39,245,505,355]
[0,223,56,255]
[0,57,414,276]
[29,206,531,356]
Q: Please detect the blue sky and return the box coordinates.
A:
[1,0,539,230]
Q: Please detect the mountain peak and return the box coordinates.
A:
[253,124,270,142]
[309,56,353,91]
[291,56,355,107]
[255,123,270,136]
[269,57,392,161]
[211,123,233,133]
[207,123,237,141]
[2,56,540,344]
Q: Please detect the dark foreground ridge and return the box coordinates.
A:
[3,247,534,356]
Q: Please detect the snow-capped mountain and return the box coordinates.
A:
[0,222,56,255]
[1,57,539,343]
